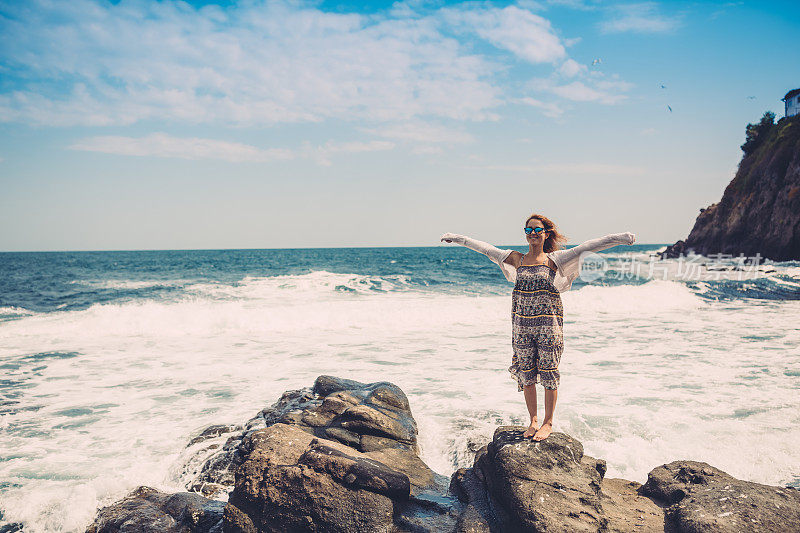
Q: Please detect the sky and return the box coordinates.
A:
[0,0,798,251]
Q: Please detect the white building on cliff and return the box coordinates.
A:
[783,88,800,117]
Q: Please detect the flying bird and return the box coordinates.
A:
[660,84,667,89]
[667,105,673,112]
[591,58,602,66]
[746,96,756,99]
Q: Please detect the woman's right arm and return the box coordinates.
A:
[440,232,515,266]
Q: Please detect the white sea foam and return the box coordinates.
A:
[68,279,188,290]
[1,275,799,531]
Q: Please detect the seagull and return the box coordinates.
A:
[746,96,756,100]
[591,58,602,66]
[660,84,667,89]
[667,105,673,112]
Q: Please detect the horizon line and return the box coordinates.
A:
[0,243,670,253]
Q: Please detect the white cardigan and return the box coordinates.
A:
[440,232,635,292]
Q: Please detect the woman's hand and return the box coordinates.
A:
[440,232,463,244]
[625,232,636,245]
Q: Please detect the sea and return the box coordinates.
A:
[1,244,799,532]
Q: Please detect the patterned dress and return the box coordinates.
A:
[509,263,564,391]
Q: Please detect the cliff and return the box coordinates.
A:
[662,113,800,261]
[80,375,800,533]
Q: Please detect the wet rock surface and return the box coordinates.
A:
[84,486,224,533]
[451,427,665,532]
[641,461,800,532]
[83,376,800,533]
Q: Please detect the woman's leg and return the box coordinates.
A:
[522,383,539,437]
[533,388,557,441]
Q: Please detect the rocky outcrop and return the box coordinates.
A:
[222,423,456,532]
[641,461,800,532]
[450,427,665,532]
[84,486,224,533]
[84,376,800,533]
[180,375,426,499]
[662,114,800,261]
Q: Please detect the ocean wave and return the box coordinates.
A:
[182,270,430,301]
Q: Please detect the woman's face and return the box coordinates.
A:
[525,219,547,244]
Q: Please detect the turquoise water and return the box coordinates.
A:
[1,244,799,531]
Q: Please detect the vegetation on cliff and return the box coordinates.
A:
[663,112,800,261]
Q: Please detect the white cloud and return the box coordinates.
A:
[480,162,646,175]
[641,128,657,135]
[69,133,293,162]
[531,78,630,104]
[519,97,564,118]
[600,3,681,34]
[558,59,587,78]
[0,0,635,128]
[546,0,600,10]
[411,145,444,155]
[537,163,645,175]
[318,140,396,154]
[364,122,474,144]
[443,5,567,64]
[69,133,395,164]
[0,0,508,127]
[309,140,396,166]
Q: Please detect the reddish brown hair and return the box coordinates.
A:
[525,213,567,253]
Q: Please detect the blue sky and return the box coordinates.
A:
[0,0,798,251]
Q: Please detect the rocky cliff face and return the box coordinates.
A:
[662,114,800,261]
[83,376,800,533]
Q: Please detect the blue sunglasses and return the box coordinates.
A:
[524,226,547,235]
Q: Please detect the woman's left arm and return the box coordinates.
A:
[556,232,635,267]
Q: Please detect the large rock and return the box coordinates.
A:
[83,376,800,533]
[85,486,224,533]
[453,427,607,532]
[641,461,800,532]
[662,114,800,261]
[222,421,459,532]
[182,376,421,499]
[214,377,456,532]
[450,427,667,533]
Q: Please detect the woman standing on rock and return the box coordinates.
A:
[441,214,635,441]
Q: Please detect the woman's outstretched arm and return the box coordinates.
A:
[440,232,514,266]
[555,232,635,268]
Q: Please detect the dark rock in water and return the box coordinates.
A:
[223,423,428,532]
[451,426,667,533]
[453,427,609,532]
[84,486,224,533]
[182,376,419,499]
[660,239,688,259]
[83,376,800,533]
[662,114,800,261]
[641,461,800,532]
[220,377,457,532]
[187,424,242,447]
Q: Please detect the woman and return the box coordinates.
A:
[441,214,635,441]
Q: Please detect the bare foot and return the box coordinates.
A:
[523,418,539,438]
[532,422,552,441]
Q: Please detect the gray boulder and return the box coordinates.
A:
[183,376,420,499]
[222,422,457,532]
[454,426,607,532]
[85,486,224,533]
[83,376,800,533]
[641,461,800,532]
